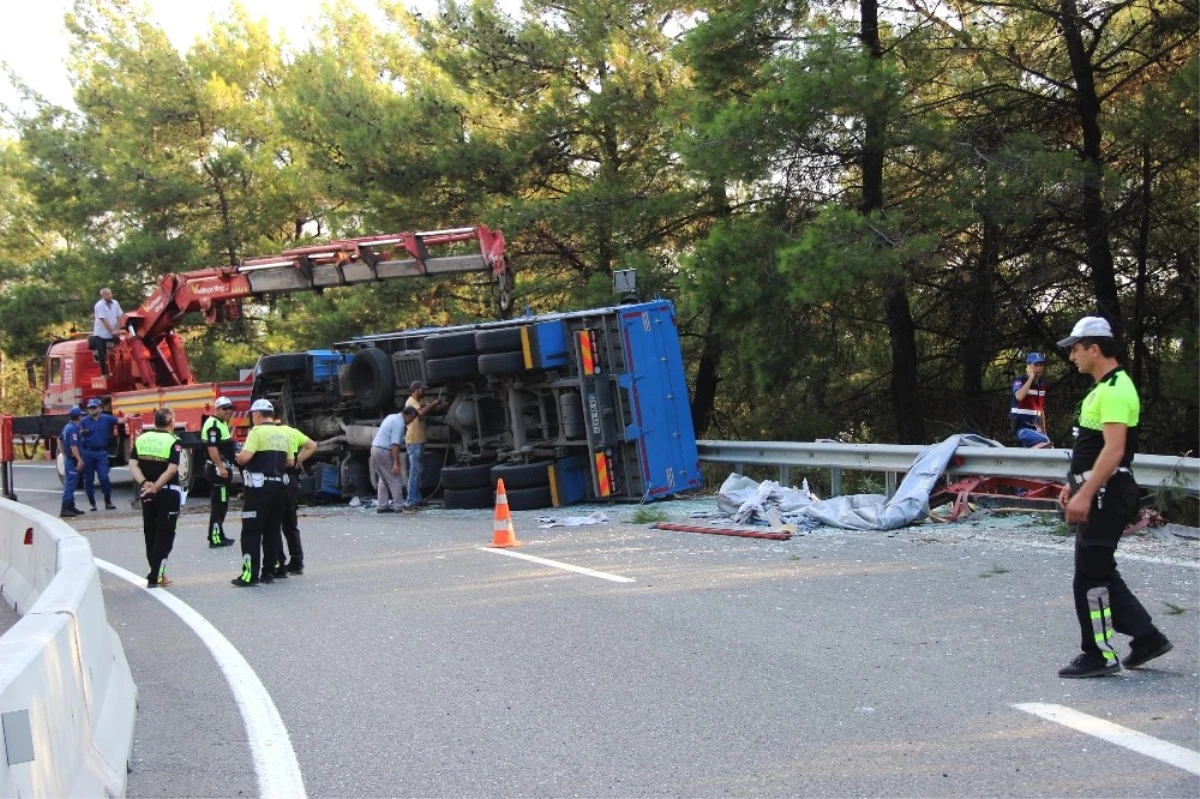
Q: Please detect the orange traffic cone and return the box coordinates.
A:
[490,478,522,548]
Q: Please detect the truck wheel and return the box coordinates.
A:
[349,348,395,410]
[440,462,496,490]
[477,351,526,377]
[475,327,524,354]
[443,485,495,510]
[490,461,552,490]
[257,353,307,377]
[176,447,196,495]
[505,485,553,511]
[422,332,478,359]
[425,355,480,384]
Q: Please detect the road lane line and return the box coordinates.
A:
[96,559,307,798]
[10,488,65,494]
[478,547,635,583]
[1014,703,1200,775]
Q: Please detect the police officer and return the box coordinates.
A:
[277,421,317,575]
[202,397,238,548]
[1056,316,1172,677]
[79,398,119,511]
[128,408,183,588]
[59,407,85,518]
[231,399,293,587]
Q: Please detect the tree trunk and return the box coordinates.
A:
[1132,138,1151,385]
[1058,0,1122,341]
[963,212,999,429]
[690,313,724,439]
[861,0,924,443]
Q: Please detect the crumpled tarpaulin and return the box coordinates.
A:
[717,434,1003,531]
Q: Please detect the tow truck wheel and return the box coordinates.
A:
[176,447,196,494]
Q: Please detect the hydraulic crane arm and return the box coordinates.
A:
[120,225,512,388]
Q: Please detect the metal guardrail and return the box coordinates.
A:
[697,440,1200,497]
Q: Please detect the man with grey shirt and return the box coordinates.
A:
[91,288,123,376]
[369,407,415,513]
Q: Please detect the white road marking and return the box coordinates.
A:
[1014,703,1200,775]
[10,488,66,494]
[96,559,307,798]
[478,547,635,583]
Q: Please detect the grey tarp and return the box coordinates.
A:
[718,434,1004,531]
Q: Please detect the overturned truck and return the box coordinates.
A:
[254,298,702,510]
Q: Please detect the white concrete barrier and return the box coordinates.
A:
[0,499,137,798]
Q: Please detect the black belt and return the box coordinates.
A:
[84,446,108,452]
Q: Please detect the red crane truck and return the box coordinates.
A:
[10,226,513,491]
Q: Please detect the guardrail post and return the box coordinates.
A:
[830,467,842,497]
[885,471,897,499]
[778,465,790,486]
[737,462,745,476]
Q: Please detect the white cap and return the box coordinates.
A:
[1057,316,1113,348]
[215,396,234,409]
[250,399,275,413]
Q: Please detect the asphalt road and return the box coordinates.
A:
[6,462,1200,797]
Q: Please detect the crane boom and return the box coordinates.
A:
[119,225,512,389]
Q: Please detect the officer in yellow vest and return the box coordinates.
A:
[278,421,318,575]
[231,399,293,587]
[202,396,237,548]
[128,407,183,588]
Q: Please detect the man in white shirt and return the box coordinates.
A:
[368,408,413,513]
[92,288,123,376]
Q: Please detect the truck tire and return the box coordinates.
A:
[505,485,553,511]
[475,327,524,354]
[490,460,552,490]
[477,351,526,377]
[257,353,307,377]
[422,332,478,359]
[425,355,480,384]
[349,348,394,410]
[443,485,495,510]
[440,462,496,490]
[176,447,196,494]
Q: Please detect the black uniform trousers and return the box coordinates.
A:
[142,488,180,586]
[282,470,304,568]
[206,463,233,544]
[1070,472,1158,657]
[240,480,286,581]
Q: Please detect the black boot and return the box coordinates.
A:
[104,496,116,510]
[60,505,82,518]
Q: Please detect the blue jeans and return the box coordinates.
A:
[83,449,112,503]
[1016,427,1051,448]
[405,443,423,507]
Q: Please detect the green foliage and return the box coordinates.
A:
[0,0,1194,457]
[631,506,671,524]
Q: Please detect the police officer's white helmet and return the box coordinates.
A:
[250,399,274,413]
[215,396,234,409]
